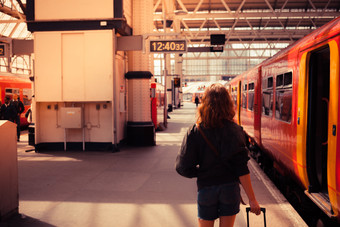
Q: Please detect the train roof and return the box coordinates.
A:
[0,72,31,83]
[229,16,340,83]
[262,16,340,65]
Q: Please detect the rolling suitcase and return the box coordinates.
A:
[246,207,266,227]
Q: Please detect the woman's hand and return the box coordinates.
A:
[239,174,262,215]
[249,199,261,215]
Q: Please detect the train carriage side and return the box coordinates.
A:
[295,18,340,221]
[260,55,297,178]
[229,74,243,125]
[259,17,340,222]
[240,74,251,134]
[236,67,261,144]
[0,74,32,126]
[231,16,340,223]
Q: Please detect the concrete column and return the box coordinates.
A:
[163,0,174,111]
[131,0,154,72]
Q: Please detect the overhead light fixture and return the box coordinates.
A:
[174,10,188,15]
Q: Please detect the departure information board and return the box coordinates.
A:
[150,40,187,53]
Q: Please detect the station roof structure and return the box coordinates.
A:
[0,0,337,43]
[153,0,340,80]
[0,0,339,76]
[153,0,340,46]
[0,0,29,39]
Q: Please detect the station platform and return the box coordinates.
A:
[1,102,307,227]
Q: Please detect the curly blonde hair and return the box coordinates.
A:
[197,83,235,128]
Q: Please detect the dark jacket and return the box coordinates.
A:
[1,102,17,122]
[176,120,250,190]
[14,100,25,115]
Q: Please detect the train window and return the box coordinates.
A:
[268,77,273,88]
[242,91,247,109]
[248,83,254,90]
[248,83,255,111]
[23,89,32,106]
[5,88,20,100]
[248,92,254,111]
[275,89,292,123]
[242,83,247,109]
[276,74,283,87]
[274,71,292,122]
[262,77,273,117]
[262,91,273,117]
[284,72,292,86]
[233,87,238,106]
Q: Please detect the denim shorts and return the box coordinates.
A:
[197,182,240,220]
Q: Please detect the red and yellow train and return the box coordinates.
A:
[0,73,32,127]
[151,82,165,130]
[228,16,340,224]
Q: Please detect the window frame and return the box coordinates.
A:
[247,82,255,111]
[262,76,273,117]
[274,71,293,123]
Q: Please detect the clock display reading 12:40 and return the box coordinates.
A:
[150,40,187,53]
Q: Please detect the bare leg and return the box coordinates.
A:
[198,218,215,227]
[219,215,236,227]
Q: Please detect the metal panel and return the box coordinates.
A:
[60,107,82,129]
[39,30,114,102]
[62,33,85,101]
[12,39,33,55]
[83,31,113,101]
[34,32,62,101]
[117,35,142,51]
[34,0,114,20]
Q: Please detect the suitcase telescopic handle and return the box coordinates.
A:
[246,207,266,213]
[246,207,266,227]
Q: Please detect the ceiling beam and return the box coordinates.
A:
[153,11,340,20]
[0,4,25,19]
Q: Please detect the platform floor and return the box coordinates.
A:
[1,102,307,227]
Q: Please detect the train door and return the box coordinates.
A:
[306,46,330,195]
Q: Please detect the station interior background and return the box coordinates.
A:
[0,0,338,146]
[0,2,339,226]
[0,0,339,84]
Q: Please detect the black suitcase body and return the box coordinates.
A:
[246,207,266,227]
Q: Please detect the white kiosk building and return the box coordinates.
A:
[27,0,155,151]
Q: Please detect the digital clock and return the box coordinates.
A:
[0,44,5,57]
[150,40,187,53]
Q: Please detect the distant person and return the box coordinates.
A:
[13,96,25,141]
[1,96,16,122]
[176,83,261,227]
[195,95,199,107]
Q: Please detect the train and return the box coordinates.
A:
[227,16,340,226]
[151,81,165,130]
[0,73,32,127]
